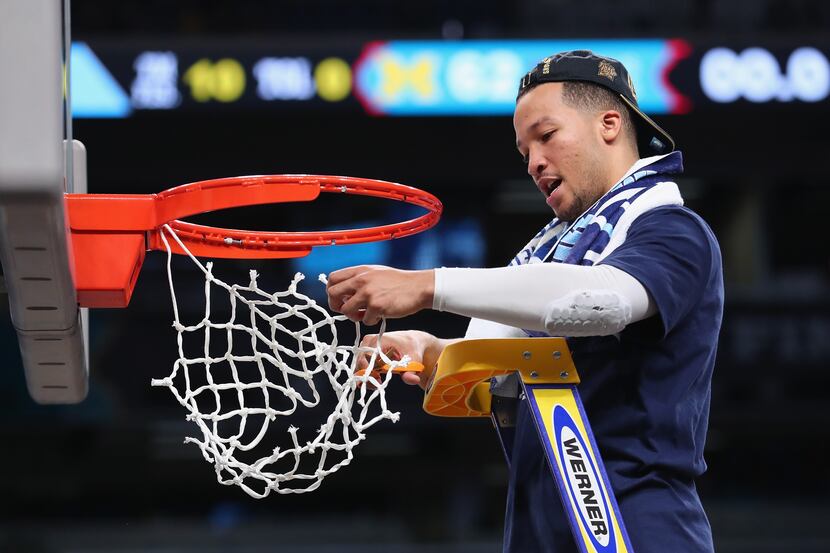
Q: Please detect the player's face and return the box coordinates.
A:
[514,83,609,222]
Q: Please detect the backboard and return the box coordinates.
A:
[0,0,89,404]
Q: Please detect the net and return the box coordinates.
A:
[151,225,411,498]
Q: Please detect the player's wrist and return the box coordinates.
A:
[418,269,435,311]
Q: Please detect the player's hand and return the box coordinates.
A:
[326,265,435,325]
[356,330,449,390]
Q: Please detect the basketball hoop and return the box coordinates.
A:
[66,174,443,308]
[65,174,441,497]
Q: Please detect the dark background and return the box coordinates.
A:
[2,1,830,552]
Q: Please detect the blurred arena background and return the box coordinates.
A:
[2,0,830,551]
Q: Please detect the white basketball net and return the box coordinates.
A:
[151,225,412,498]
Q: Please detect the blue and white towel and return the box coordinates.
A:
[509,151,685,269]
[510,151,685,338]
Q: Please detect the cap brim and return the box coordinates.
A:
[619,95,675,156]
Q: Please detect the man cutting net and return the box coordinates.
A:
[326,50,723,553]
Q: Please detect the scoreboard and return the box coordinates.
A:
[69,38,830,118]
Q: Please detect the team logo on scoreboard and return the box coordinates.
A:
[553,405,617,552]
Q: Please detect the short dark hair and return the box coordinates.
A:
[518,81,637,148]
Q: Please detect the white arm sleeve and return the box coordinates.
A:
[435,264,656,337]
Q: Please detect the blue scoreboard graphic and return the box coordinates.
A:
[354,39,690,116]
[65,39,829,118]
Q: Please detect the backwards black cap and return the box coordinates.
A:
[518,50,675,156]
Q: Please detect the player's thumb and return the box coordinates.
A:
[401,371,421,386]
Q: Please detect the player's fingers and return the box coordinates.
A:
[359,333,379,348]
[362,305,382,326]
[327,265,367,287]
[327,277,360,298]
[357,334,379,363]
[339,294,366,322]
[382,346,401,363]
[328,295,350,313]
[356,351,372,371]
[356,335,378,370]
[401,371,421,386]
[327,281,360,312]
[357,344,397,373]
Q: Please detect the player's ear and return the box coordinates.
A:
[599,110,623,145]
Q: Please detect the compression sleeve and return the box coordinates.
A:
[433,263,655,336]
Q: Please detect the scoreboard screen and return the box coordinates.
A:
[68,38,830,118]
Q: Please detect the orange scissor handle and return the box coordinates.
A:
[354,361,426,381]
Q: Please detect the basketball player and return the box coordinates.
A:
[327,50,723,553]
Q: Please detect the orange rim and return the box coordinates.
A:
[66,175,442,307]
[67,174,443,259]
